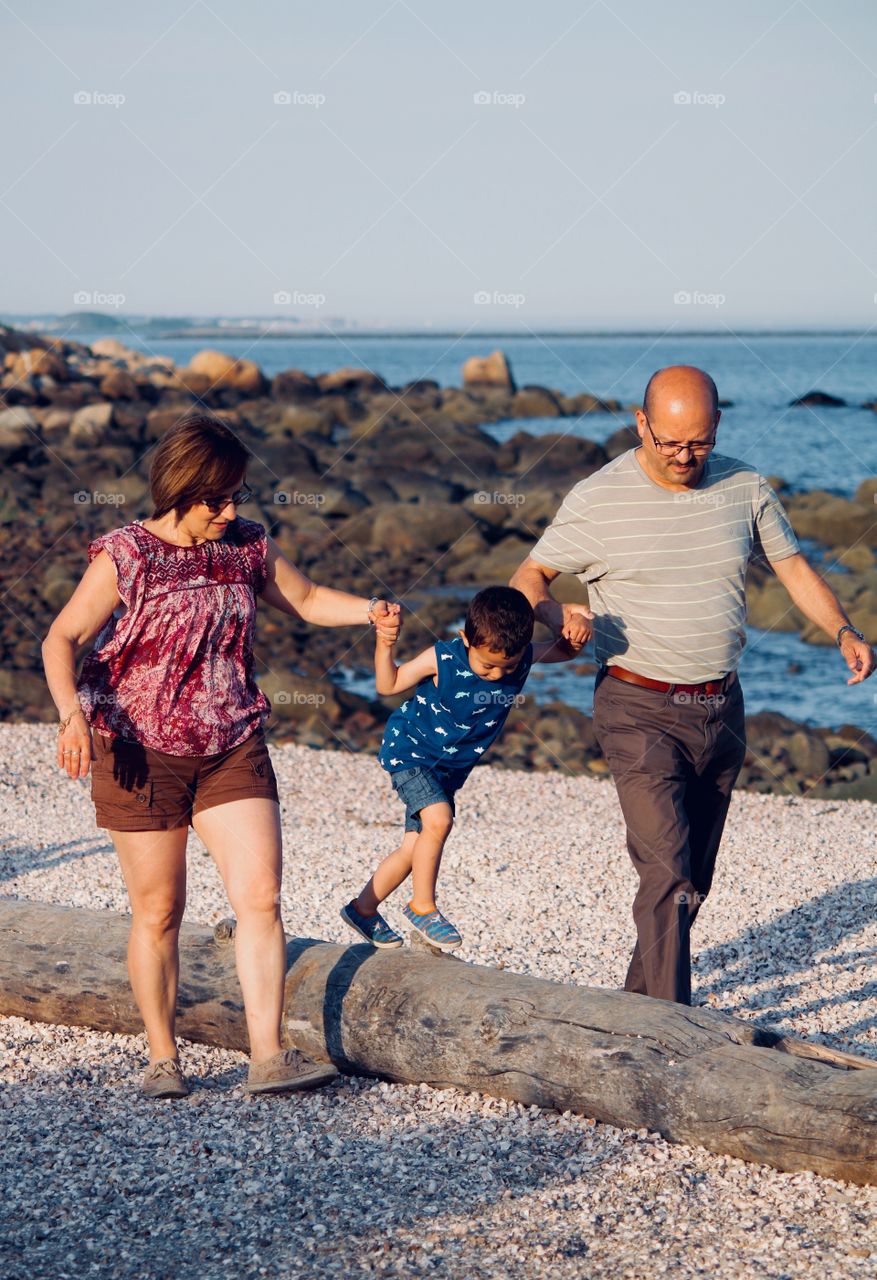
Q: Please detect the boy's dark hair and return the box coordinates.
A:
[464,586,534,656]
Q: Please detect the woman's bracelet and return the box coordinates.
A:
[367,596,380,625]
[57,705,85,734]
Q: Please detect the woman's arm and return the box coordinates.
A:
[41,550,122,778]
[376,636,438,697]
[260,535,398,634]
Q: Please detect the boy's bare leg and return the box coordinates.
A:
[355,831,418,915]
[409,801,454,915]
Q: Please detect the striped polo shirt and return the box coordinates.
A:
[531,449,799,683]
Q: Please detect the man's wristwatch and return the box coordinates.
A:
[367,596,380,625]
[836,623,866,648]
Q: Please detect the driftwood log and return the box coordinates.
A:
[2,897,877,1185]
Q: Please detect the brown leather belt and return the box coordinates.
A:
[606,664,736,697]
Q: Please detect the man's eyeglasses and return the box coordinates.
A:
[643,417,716,458]
[200,486,253,514]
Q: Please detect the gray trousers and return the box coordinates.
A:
[591,668,747,1005]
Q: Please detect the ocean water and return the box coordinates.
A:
[110,330,877,728]
[119,330,877,496]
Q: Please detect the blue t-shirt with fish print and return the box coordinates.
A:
[379,635,534,776]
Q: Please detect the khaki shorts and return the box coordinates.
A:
[90,727,279,831]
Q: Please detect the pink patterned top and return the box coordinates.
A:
[76,517,271,756]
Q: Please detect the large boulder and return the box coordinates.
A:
[316,367,388,395]
[784,491,877,548]
[9,347,68,382]
[188,350,267,396]
[509,386,563,418]
[368,502,476,556]
[0,407,38,453]
[272,369,321,401]
[604,423,639,458]
[462,350,516,393]
[69,402,114,447]
[99,368,139,400]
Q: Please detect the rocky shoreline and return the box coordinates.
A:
[2,325,876,800]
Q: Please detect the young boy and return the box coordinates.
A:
[341,585,580,952]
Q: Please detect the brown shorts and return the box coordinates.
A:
[90,728,279,831]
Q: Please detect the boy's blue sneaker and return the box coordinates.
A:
[340,900,403,949]
[402,903,462,952]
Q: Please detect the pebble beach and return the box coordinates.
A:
[2,722,877,1279]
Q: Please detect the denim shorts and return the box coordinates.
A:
[90,727,279,832]
[390,764,470,833]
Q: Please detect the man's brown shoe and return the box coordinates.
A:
[245,1048,338,1095]
[142,1058,190,1099]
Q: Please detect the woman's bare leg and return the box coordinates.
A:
[193,797,285,1065]
[112,826,189,1062]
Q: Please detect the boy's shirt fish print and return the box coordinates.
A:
[379,635,533,775]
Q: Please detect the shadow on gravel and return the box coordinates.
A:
[0,1070,605,1280]
[0,835,115,885]
[695,876,877,1051]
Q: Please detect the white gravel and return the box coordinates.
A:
[2,722,877,1279]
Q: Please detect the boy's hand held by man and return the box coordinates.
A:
[561,603,594,648]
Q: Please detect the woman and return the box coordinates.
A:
[42,412,399,1099]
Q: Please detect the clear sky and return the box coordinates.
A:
[2,0,875,329]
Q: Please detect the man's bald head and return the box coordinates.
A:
[642,366,719,425]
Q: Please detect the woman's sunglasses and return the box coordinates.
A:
[200,486,253,515]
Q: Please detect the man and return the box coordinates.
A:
[511,365,875,1006]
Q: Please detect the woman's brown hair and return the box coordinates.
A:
[149,413,250,519]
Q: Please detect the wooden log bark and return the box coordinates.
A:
[2,897,877,1185]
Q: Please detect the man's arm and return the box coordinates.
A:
[770,552,875,684]
[510,556,593,647]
